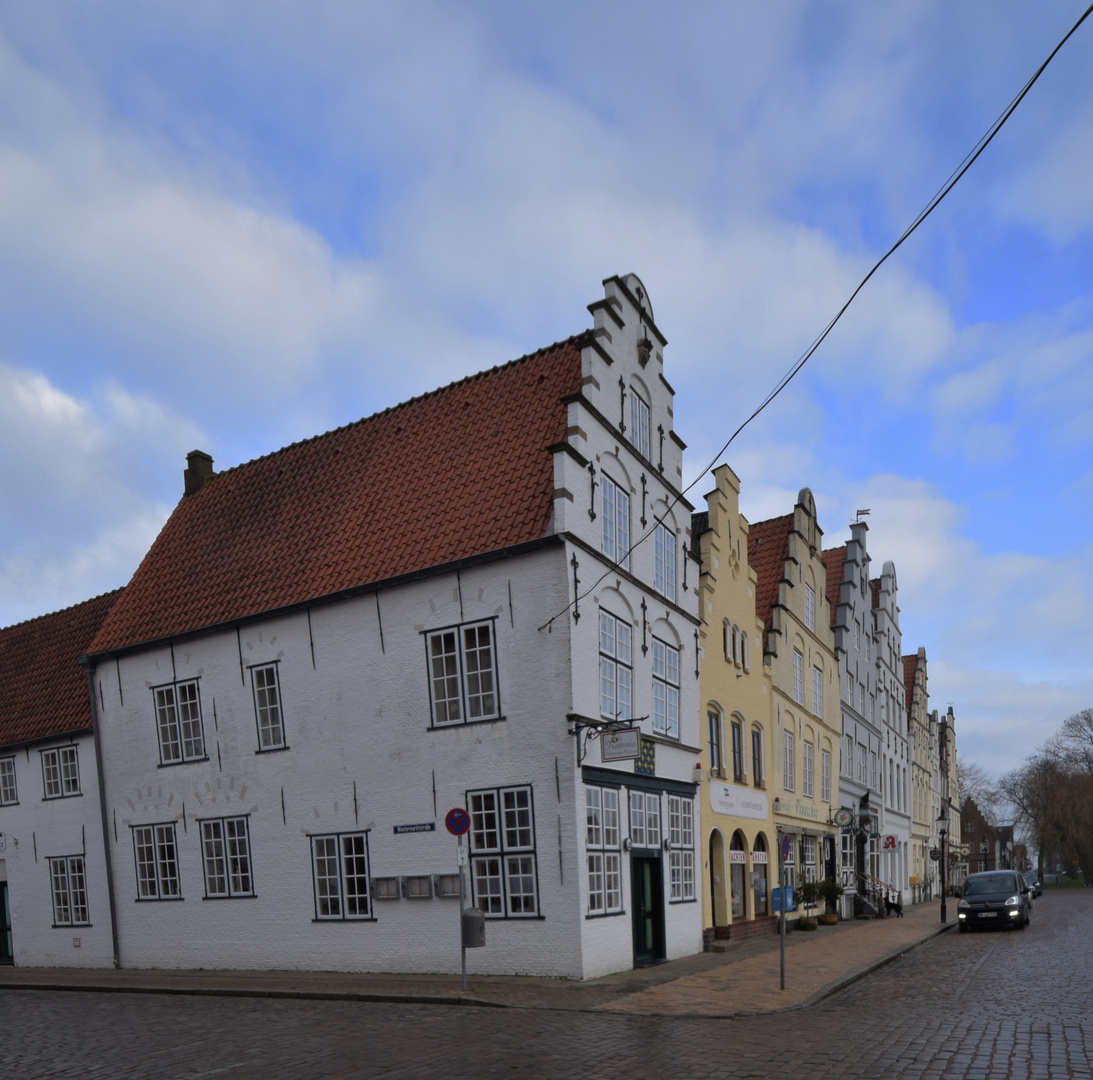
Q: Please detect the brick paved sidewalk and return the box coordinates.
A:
[0,899,952,1017]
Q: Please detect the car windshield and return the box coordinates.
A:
[965,873,1017,895]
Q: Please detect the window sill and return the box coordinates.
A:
[481,913,545,921]
[157,757,209,769]
[52,923,92,929]
[201,894,257,901]
[135,896,185,903]
[255,745,290,754]
[430,716,506,731]
[668,898,698,905]
[41,792,82,801]
[312,916,377,924]
[585,909,626,920]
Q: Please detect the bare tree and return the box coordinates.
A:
[958,756,1000,823]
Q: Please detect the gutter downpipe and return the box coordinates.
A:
[80,657,121,969]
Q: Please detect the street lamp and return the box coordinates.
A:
[936,806,950,924]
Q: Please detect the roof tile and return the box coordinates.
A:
[821,546,846,628]
[748,514,793,651]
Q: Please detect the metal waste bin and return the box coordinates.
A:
[461,908,486,948]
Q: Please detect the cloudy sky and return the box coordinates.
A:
[2,1,1091,780]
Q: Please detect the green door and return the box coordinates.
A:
[0,881,12,965]
[631,855,665,966]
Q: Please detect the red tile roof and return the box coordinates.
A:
[90,339,585,655]
[748,514,792,651]
[870,577,880,609]
[0,590,122,746]
[903,654,917,713]
[821,546,846,628]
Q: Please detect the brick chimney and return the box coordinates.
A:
[184,450,214,496]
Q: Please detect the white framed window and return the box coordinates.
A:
[0,756,17,805]
[585,786,622,915]
[741,632,750,671]
[630,390,650,459]
[858,683,865,715]
[251,663,286,750]
[793,650,804,705]
[802,741,814,798]
[842,733,853,777]
[708,711,724,774]
[821,749,831,802]
[41,746,80,799]
[48,855,89,926]
[751,726,764,787]
[468,786,538,918]
[311,833,371,920]
[870,750,878,791]
[133,823,181,900]
[804,584,816,632]
[652,639,680,739]
[802,836,817,884]
[629,791,661,848]
[427,620,500,726]
[599,611,632,721]
[667,795,695,902]
[601,474,631,568]
[723,621,732,661]
[199,816,254,898]
[783,731,795,791]
[153,680,205,764]
[857,744,867,785]
[812,667,823,717]
[654,523,676,601]
[730,718,744,782]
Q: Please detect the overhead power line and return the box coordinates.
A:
[540,2,1093,633]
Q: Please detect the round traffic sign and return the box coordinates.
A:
[780,833,792,863]
[445,807,471,836]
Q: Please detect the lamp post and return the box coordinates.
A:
[936,806,950,924]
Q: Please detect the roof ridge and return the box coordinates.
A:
[0,586,125,634]
[209,333,591,482]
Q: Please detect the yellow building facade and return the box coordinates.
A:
[692,465,776,942]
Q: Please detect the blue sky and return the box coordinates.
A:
[2,1,1091,781]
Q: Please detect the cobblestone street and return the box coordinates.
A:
[4,892,1091,1079]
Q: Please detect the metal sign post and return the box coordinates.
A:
[778,832,790,991]
[445,807,472,992]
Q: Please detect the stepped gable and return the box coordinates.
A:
[822,545,846,628]
[0,590,123,746]
[748,513,793,652]
[89,339,586,655]
[903,654,917,712]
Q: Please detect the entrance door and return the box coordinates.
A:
[0,881,12,965]
[631,855,665,966]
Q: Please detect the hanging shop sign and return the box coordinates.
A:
[601,728,641,761]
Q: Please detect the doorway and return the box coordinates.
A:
[730,831,747,920]
[631,854,665,966]
[708,829,727,929]
[0,880,12,965]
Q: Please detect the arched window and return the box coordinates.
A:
[741,632,749,671]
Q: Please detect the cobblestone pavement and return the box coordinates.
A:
[4,892,1091,1079]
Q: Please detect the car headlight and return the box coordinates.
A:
[1005,895,1019,907]
[958,898,969,909]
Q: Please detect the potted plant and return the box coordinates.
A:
[817,877,843,924]
[796,880,820,929]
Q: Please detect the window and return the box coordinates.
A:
[199,817,254,898]
[821,749,831,802]
[654,523,676,601]
[730,719,744,782]
[783,731,795,791]
[373,877,399,900]
[48,856,89,926]
[251,664,286,750]
[793,650,804,705]
[599,611,632,721]
[154,680,205,764]
[854,620,860,650]
[586,786,622,914]
[858,683,865,715]
[708,711,724,773]
[857,744,867,785]
[311,833,371,919]
[427,621,500,725]
[437,874,461,898]
[802,741,814,798]
[41,746,80,799]
[133,823,181,899]
[812,667,823,717]
[751,727,764,787]
[802,836,817,884]
[629,791,661,848]
[667,795,695,901]
[601,475,631,568]
[804,584,816,632]
[468,786,538,917]
[842,734,853,777]
[630,390,650,459]
[870,751,878,791]
[652,639,680,739]
[741,632,750,671]
[0,756,17,805]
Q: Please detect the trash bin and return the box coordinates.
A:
[461,908,486,948]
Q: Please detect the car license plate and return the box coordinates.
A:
[977,912,997,918]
